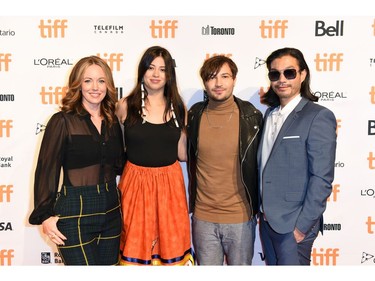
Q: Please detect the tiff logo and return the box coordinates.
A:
[367,152,375,169]
[311,248,339,265]
[366,216,375,234]
[39,19,68,38]
[336,119,341,135]
[150,20,178,38]
[327,184,340,202]
[369,86,375,104]
[314,53,343,71]
[0,249,14,265]
[0,53,11,71]
[205,53,232,60]
[40,86,67,104]
[97,53,123,71]
[0,120,13,137]
[0,185,13,202]
[259,20,288,38]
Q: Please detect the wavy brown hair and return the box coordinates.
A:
[200,55,238,81]
[60,55,118,126]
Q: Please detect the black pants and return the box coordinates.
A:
[54,180,122,265]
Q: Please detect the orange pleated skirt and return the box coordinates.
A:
[118,161,194,265]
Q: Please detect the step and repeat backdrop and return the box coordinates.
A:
[0,16,375,266]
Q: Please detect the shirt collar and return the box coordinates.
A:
[277,94,302,116]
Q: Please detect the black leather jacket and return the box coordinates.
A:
[187,96,263,218]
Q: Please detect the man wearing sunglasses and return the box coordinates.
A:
[258,47,337,265]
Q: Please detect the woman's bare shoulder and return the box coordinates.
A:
[115,97,128,123]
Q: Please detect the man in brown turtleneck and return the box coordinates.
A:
[187,55,263,265]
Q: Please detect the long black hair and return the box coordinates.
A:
[124,46,185,129]
[263,47,318,108]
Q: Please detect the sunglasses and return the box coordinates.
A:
[268,69,298,82]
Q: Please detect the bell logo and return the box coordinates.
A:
[315,20,344,36]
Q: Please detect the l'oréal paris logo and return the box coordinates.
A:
[313,90,347,102]
[34,58,73,68]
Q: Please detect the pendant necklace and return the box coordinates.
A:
[205,104,235,129]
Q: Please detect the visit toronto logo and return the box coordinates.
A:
[201,25,236,35]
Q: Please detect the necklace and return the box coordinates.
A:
[205,104,235,129]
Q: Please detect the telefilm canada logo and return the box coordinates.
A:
[93,25,124,34]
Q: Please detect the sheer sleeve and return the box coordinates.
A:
[29,112,67,225]
[113,121,126,176]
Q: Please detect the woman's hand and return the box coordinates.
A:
[42,216,67,245]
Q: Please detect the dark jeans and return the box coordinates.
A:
[259,213,319,265]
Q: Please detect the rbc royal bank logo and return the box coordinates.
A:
[41,252,51,264]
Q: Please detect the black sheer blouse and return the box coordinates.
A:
[29,110,125,225]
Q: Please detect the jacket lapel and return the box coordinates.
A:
[271,98,308,150]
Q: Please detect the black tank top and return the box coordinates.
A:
[124,119,180,167]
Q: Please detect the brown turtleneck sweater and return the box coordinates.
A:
[195,96,251,224]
